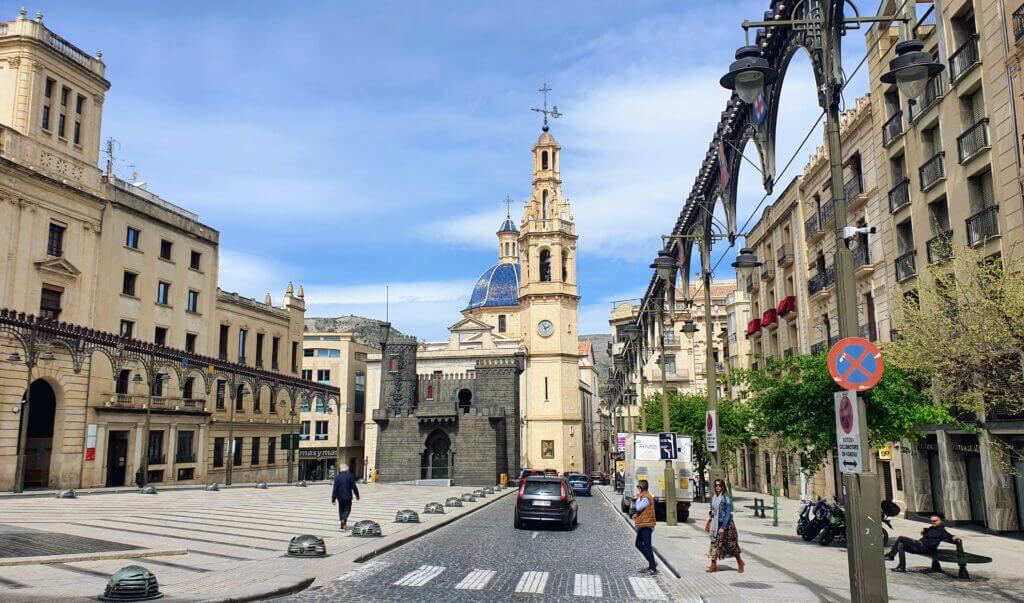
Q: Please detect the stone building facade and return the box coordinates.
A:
[0,11,332,491]
[372,334,523,486]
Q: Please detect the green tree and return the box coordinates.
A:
[641,391,754,497]
[732,353,960,472]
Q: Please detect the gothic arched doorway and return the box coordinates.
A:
[23,379,57,488]
[422,430,451,480]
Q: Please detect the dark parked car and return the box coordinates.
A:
[543,468,559,477]
[518,468,544,483]
[515,476,578,530]
[589,471,607,485]
[568,474,592,496]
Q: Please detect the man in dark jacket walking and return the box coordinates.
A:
[885,514,959,572]
[331,464,360,530]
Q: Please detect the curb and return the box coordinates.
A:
[0,481,333,500]
[353,488,515,563]
[596,486,683,580]
[200,576,315,603]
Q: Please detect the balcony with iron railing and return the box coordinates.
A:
[783,348,794,358]
[966,205,1000,247]
[819,200,836,229]
[760,265,774,281]
[919,152,945,192]
[828,335,841,347]
[844,174,863,202]
[1015,5,1024,43]
[147,453,166,466]
[804,214,819,240]
[895,249,918,282]
[746,274,758,293]
[776,244,792,267]
[810,342,826,355]
[176,451,196,464]
[808,265,836,297]
[882,111,904,146]
[888,178,910,214]
[949,34,980,83]
[926,230,953,264]
[957,118,989,163]
[853,244,872,272]
[104,394,208,413]
[908,74,945,123]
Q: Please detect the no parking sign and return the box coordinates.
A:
[827,337,884,392]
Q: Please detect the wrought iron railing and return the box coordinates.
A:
[761,266,774,281]
[844,174,863,201]
[147,453,166,466]
[176,452,196,464]
[882,111,904,146]
[828,335,841,347]
[919,152,945,191]
[106,395,208,412]
[888,178,910,213]
[1015,5,1024,42]
[776,245,790,266]
[783,348,794,358]
[908,74,945,123]
[949,35,980,82]
[966,206,999,247]
[926,230,953,264]
[808,265,836,296]
[853,244,870,269]
[805,214,819,239]
[819,200,836,228]
[895,250,918,282]
[810,342,825,355]
[957,118,989,163]
[746,274,758,293]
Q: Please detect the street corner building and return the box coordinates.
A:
[0,11,338,491]
[372,334,524,486]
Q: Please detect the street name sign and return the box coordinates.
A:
[706,410,718,452]
[827,336,885,391]
[835,390,867,473]
[659,433,677,460]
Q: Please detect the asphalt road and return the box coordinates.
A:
[287,488,677,602]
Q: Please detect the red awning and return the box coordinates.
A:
[745,318,762,336]
[777,295,797,316]
[761,308,778,326]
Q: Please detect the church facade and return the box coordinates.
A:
[365,122,587,484]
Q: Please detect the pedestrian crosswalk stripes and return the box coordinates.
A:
[514,570,549,594]
[573,573,602,597]
[385,565,667,599]
[393,565,445,587]
[628,576,667,600]
[454,569,496,590]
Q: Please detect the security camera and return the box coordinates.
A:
[842,226,876,241]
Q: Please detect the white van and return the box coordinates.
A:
[620,433,694,522]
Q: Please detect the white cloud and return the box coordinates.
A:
[218,249,291,300]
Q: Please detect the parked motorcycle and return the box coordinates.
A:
[881,500,900,547]
[800,497,831,541]
[819,503,846,546]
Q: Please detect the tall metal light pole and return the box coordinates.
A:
[287,394,296,484]
[225,380,246,486]
[718,3,943,600]
[132,369,168,488]
[6,347,54,493]
[648,248,680,525]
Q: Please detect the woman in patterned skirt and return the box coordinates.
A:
[707,478,744,573]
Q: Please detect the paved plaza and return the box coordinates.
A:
[0,481,512,601]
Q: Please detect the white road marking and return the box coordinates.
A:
[515,571,549,594]
[629,576,667,600]
[393,565,445,587]
[454,569,496,590]
[532,531,539,539]
[335,560,388,582]
[574,573,603,597]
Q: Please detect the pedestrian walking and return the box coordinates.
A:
[885,514,959,572]
[630,479,658,576]
[331,463,360,530]
[706,478,744,573]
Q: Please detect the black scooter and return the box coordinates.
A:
[881,500,900,547]
[819,503,846,546]
[800,498,831,541]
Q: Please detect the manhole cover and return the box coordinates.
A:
[0,525,141,558]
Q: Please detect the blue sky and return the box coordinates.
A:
[31,2,870,339]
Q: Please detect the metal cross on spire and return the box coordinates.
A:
[504,196,514,219]
[531,82,562,132]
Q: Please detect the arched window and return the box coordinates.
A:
[458,388,472,413]
[426,385,434,401]
[540,249,552,282]
[498,314,507,333]
[541,150,549,170]
[542,190,549,219]
[388,355,398,373]
[183,377,194,400]
[562,250,569,282]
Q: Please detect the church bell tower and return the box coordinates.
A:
[518,85,583,473]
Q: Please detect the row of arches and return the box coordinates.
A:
[538,248,572,283]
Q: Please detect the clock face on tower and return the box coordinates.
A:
[537,320,554,337]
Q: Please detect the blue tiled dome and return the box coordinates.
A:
[499,217,519,233]
[465,263,521,310]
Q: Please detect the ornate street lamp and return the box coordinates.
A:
[681,320,698,339]
[731,248,763,278]
[649,249,676,283]
[719,45,779,104]
[880,39,945,100]
[132,371,169,488]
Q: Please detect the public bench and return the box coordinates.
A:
[906,539,992,580]
[745,498,767,518]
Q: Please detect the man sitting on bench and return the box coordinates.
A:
[885,514,960,573]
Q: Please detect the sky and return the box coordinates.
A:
[29,1,871,339]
